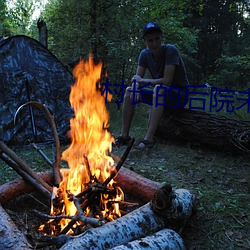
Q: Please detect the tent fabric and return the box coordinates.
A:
[0,35,75,145]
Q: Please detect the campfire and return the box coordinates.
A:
[0,55,196,249]
[39,55,129,236]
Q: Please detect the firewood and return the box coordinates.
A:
[110,228,186,250]
[0,204,32,249]
[0,152,51,199]
[59,202,166,249]
[0,171,53,204]
[104,138,135,185]
[0,167,159,205]
[59,186,195,250]
[0,141,52,193]
[115,167,162,202]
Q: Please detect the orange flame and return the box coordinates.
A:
[42,55,123,234]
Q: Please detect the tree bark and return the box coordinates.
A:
[0,171,53,205]
[37,19,48,47]
[0,204,32,249]
[110,228,186,250]
[114,166,162,203]
[59,187,195,250]
[0,167,160,205]
[156,108,250,153]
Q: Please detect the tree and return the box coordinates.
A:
[0,0,12,36]
[185,0,250,87]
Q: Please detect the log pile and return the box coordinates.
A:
[60,185,195,250]
[0,129,196,249]
[156,108,250,153]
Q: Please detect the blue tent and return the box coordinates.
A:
[0,35,74,145]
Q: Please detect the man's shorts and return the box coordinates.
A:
[139,87,188,111]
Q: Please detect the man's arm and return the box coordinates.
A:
[132,64,176,87]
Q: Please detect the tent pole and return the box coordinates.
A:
[24,78,38,142]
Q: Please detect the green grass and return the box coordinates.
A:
[0,100,249,250]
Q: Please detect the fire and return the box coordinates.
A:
[40,55,123,235]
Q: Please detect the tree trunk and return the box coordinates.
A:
[0,171,53,204]
[0,204,32,249]
[110,228,186,250]
[114,167,162,203]
[37,19,48,47]
[155,108,250,153]
[0,167,160,205]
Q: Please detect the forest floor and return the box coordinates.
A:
[0,103,249,249]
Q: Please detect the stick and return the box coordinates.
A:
[103,138,135,186]
[0,152,51,199]
[0,141,52,193]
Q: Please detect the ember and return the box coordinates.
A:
[40,55,124,235]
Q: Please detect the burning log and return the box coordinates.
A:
[0,166,160,205]
[0,204,32,249]
[59,185,195,250]
[110,228,186,250]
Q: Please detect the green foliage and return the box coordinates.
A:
[2,0,250,93]
[0,0,12,36]
[208,55,250,89]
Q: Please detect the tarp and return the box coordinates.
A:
[0,35,74,145]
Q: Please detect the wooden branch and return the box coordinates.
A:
[0,152,51,199]
[115,167,162,203]
[104,138,135,186]
[37,19,48,47]
[0,141,52,193]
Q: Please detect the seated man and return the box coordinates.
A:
[116,22,190,148]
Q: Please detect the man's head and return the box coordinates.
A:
[142,22,162,39]
[142,22,163,52]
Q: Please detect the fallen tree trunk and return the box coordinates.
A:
[59,186,195,250]
[110,228,185,250]
[0,204,32,249]
[114,166,162,202]
[156,108,250,153]
[0,171,53,204]
[0,167,160,205]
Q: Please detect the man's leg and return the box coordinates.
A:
[120,87,135,139]
[138,86,165,147]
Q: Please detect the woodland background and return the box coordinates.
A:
[1,0,250,101]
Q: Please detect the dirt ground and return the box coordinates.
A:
[0,104,249,249]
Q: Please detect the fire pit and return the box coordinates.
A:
[0,55,196,249]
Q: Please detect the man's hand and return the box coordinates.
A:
[131,74,143,83]
[129,79,141,102]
